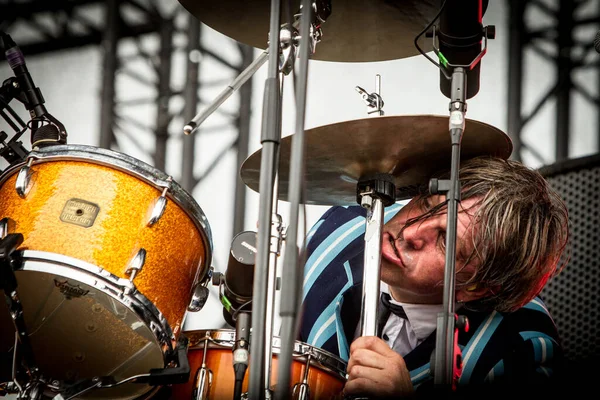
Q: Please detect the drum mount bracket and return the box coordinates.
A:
[0,233,40,381]
[0,77,29,166]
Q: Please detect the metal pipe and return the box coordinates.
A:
[154,18,174,171]
[506,0,525,162]
[233,44,255,236]
[359,197,384,337]
[98,0,119,150]
[556,0,574,161]
[181,16,201,192]
[248,0,283,397]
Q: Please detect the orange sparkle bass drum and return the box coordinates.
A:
[0,144,213,399]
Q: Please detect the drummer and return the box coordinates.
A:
[298,156,569,398]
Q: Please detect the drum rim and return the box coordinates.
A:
[16,250,174,358]
[183,329,348,380]
[0,144,214,279]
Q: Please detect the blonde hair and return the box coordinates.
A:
[406,156,569,312]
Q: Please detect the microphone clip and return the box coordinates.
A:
[212,272,253,325]
[430,24,496,79]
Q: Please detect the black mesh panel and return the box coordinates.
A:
[539,154,600,361]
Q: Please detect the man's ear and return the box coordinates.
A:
[456,284,490,303]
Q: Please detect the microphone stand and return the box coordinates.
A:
[427,24,493,391]
[430,66,467,391]
[233,312,251,400]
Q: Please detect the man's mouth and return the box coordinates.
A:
[382,232,404,267]
[389,233,401,259]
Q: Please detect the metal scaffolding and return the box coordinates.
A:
[0,0,254,239]
[507,0,600,163]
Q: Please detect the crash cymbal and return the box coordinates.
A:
[240,115,512,205]
[178,0,437,62]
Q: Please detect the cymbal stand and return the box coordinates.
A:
[352,75,393,341]
[356,177,395,338]
[274,0,331,398]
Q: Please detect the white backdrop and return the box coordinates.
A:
[1,0,597,334]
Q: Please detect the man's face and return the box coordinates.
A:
[381,195,481,304]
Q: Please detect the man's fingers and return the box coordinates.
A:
[343,377,376,398]
[347,348,386,372]
[350,336,401,359]
[346,362,389,382]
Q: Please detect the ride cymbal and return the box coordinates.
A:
[240,115,512,206]
[177,0,437,62]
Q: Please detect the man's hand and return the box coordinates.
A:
[343,336,414,398]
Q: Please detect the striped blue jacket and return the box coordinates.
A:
[299,205,565,395]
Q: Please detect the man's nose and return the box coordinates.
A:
[402,221,437,250]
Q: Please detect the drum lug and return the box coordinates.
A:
[147,177,172,227]
[15,158,34,198]
[193,365,213,400]
[125,248,146,282]
[292,353,312,400]
[292,383,310,400]
[0,217,15,239]
[188,266,213,312]
[188,285,209,312]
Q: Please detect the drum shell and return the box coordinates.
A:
[169,330,346,399]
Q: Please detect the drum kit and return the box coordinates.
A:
[0,1,509,399]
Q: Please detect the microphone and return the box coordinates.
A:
[1,31,67,147]
[31,124,61,148]
[213,231,257,327]
[594,30,600,54]
[1,32,47,119]
[437,0,489,99]
[211,231,256,400]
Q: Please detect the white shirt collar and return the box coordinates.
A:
[380,282,455,342]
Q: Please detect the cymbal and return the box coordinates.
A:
[240,115,512,206]
[177,0,437,62]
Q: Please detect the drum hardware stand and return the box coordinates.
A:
[424,23,494,392]
[0,77,29,169]
[356,176,396,338]
[274,0,333,398]
[355,74,384,117]
[0,233,45,399]
[247,0,296,397]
